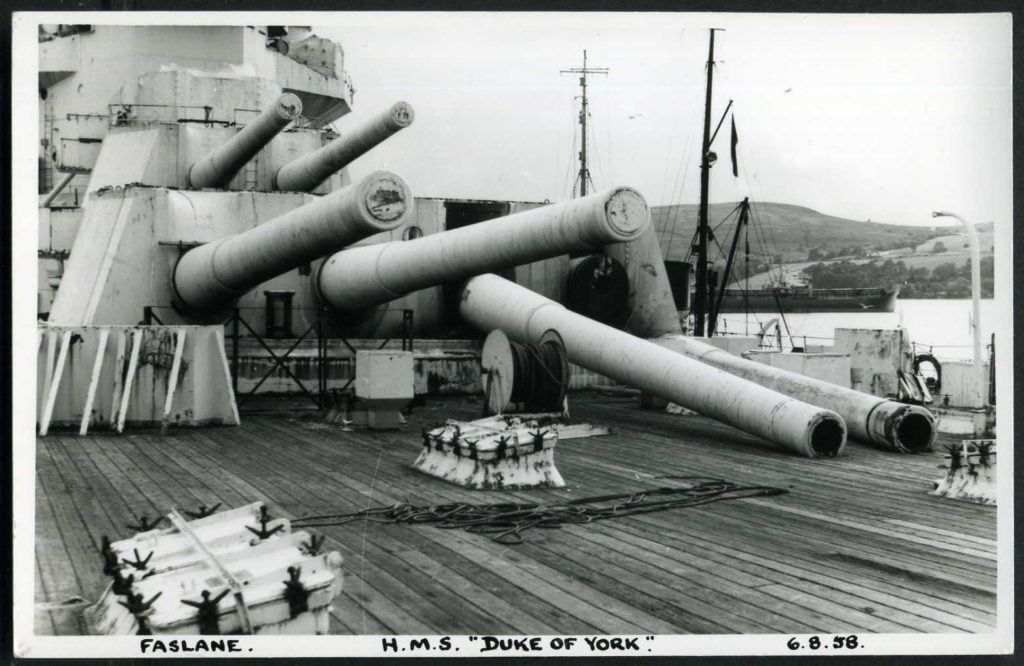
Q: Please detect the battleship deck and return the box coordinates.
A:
[34,393,998,636]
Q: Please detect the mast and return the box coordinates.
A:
[708,198,749,336]
[561,50,608,197]
[694,29,719,337]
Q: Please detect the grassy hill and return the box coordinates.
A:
[652,202,942,264]
[652,201,995,295]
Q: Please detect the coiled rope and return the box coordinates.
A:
[507,338,568,411]
[291,478,788,545]
[912,353,942,394]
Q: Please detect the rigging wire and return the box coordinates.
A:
[737,139,788,289]
[656,134,678,250]
[662,117,700,260]
[682,203,742,277]
[660,48,703,260]
[589,73,615,193]
[737,146,798,348]
[564,95,580,199]
[587,95,603,191]
[554,78,567,200]
[604,78,613,187]
[657,29,693,251]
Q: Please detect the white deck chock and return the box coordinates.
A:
[412,414,610,489]
[932,439,996,505]
[83,503,343,635]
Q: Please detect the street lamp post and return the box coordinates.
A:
[931,210,984,408]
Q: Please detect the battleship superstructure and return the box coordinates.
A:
[35,24,695,432]
[37,24,682,341]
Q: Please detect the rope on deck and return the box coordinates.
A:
[291,478,788,545]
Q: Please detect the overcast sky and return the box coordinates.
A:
[314,12,1011,228]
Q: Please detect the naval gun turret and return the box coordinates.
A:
[458,274,847,458]
[308,187,851,456]
[188,93,304,189]
[36,26,419,432]
[173,171,410,318]
[275,102,415,192]
[316,186,648,312]
[46,86,415,328]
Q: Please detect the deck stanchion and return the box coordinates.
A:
[160,329,187,432]
[109,330,128,425]
[41,329,58,417]
[79,327,111,435]
[39,329,73,436]
[116,329,144,433]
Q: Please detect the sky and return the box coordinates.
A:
[314,12,1012,228]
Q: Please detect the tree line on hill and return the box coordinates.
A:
[801,258,994,298]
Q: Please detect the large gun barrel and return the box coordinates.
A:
[656,336,936,452]
[274,101,415,192]
[188,93,303,189]
[317,186,649,312]
[173,171,412,315]
[458,274,847,457]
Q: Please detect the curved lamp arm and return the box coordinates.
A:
[931,211,984,407]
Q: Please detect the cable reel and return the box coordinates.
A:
[912,353,942,395]
[481,328,570,415]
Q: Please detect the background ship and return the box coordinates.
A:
[717,285,899,313]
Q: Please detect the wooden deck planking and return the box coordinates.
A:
[317,397,991,627]
[118,428,359,636]
[544,418,998,624]
[34,557,58,636]
[545,456,995,606]
[373,453,888,634]
[138,428,374,635]
[206,420,520,635]
[251,413,978,631]
[552,407,998,579]
[564,408,992,540]
[35,438,108,599]
[174,421,552,635]
[564,463,989,580]
[568,399,995,538]
[609,509,997,627]
[506,459,966,633]
[205,403,991,631]
[33,393,998,636]
[240,419,589,635]
[246,418,665,634]
[200,417,696,634]
[52,435,154,538]
[33,472,82,636]
[259,419,802,635]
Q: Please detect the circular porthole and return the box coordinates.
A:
[402,226,423,241]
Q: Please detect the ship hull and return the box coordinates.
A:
[717,288,898,313]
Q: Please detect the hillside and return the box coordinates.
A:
[652,202,941,264]
[652,201,996,297]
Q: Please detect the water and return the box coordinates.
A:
[716,299,1000,362]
